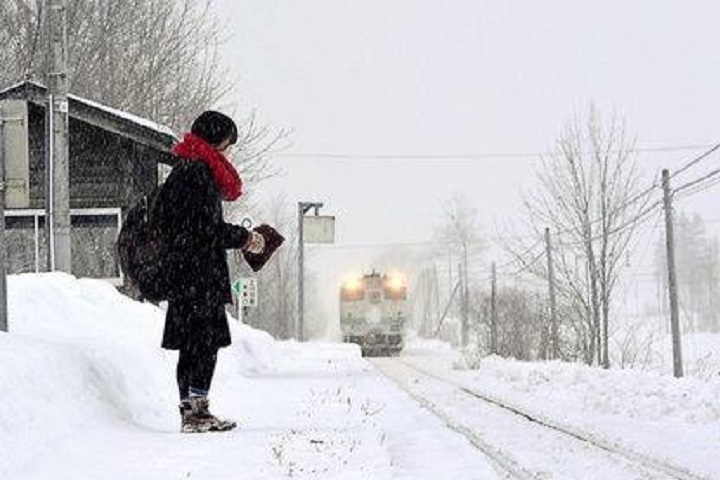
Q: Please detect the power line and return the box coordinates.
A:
[673,163,720,197]
[625,208,665,274]
[549,158,720,250]
[507,249,546,276]
[305,231,547,251]
[572,198,665,246]
[552,140,720,239]
[308,143,720,278]
[315,142,718,256]
[487,239,546,277]
[675,174,720,201]
[536,140,720,246]
[669,142,720,179]
[276,144,716,161]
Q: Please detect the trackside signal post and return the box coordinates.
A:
[297,202,335,341]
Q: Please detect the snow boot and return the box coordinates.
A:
[180,397,237,433]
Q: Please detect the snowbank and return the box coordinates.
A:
[1,273,279,476]
[1,273,500,480]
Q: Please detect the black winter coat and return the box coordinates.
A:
[155,159,249,351]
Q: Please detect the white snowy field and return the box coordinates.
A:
[1,273,719,479]
[402,339,720,479]
[1,273,500,480]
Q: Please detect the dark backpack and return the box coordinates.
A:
[116,186,170,302]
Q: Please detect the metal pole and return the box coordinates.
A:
[0,107,8,332]
[459,261,467,347]
[44,0,71,273]
[433,280,461,339]
[490,262,497,354]
[297,202,304,341]
[545,227,558,359]
[46,94,55,270]
[447,249,452,301]
[297,201,324,342]
[662,169,684,378]
[237,287,243,324]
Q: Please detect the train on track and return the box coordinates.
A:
[339,270,410,356]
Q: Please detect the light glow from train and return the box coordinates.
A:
[385,274,406,291]
[341,275,363,292]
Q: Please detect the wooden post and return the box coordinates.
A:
[44,0,71,272]
[545,228,558,359]
[661,169,684,378]
[490,262,497,354]
[0,106,8,332]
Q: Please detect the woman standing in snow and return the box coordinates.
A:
[155,111,265,433]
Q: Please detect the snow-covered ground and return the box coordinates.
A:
[401,340,720,479]
[1,273,718,479]
[1,273,498,480]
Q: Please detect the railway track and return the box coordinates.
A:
[371,357,714,480]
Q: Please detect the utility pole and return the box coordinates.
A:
[662,169,684,378]
[490,262,497,355]
[447,249,453,301]
[420,269,432,337]
[431,263,440,332]
[44,0,71,272]
[0,107,8,332]
[422,264,441,337]
[545,228,558,359]
[297,201,323,341]
[460,250,470,348]
[433,280,461,339]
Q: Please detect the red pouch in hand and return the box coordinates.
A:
[242,224,285,272]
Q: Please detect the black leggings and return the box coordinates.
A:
[177,346,219,401]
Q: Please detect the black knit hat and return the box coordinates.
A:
[191,110,238,146]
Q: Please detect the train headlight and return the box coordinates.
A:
[386,274,405,290]
[383,274,407,300]
[343,277,362,291]
[341,275,365,301]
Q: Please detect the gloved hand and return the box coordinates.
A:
[243,230,265,254]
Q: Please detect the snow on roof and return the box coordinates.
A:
[0,80,177,140]
[0,80,26,95]
[73,94,177,139]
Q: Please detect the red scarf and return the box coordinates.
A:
[172,132,243,201]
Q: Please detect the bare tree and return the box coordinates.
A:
[429,193,484,345]
[228,194,298,339]
[3,0,288,206]
[519,106,649,367]
[471,286,546,360]
[1,0,232,132]
[434,193,484,258]
[413,264,442,337]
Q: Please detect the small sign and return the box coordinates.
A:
[232,277,258,307]
[303,215,335,243]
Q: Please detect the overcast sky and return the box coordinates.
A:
[214,0,719,231]
[211,0,720,327]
